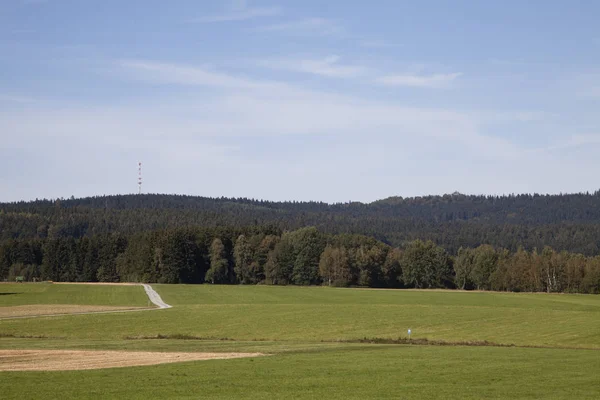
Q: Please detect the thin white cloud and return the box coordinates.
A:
[375,72,462,88]
[544,134,600,151]
[230,0,248,9]
[119,60,283,90]
[190,1,281,23]
[257,18,398,50]
[191,6,281,23]
[256,18,345,37]
[257,55,366,78]
[11,29,37,34]
[358,39,400,49]
[477,110,551,123]
[0,94,35,103]
[561,72,600,98]
[580,80,600,98]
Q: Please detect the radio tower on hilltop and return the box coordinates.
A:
[138,162,142,194]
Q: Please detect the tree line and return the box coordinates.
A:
[1,226,599,293]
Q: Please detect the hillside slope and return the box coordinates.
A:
[2,191,600,254]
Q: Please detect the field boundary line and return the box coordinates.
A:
[120,335,600,352]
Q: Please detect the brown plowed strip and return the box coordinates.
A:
[0,305,145,318]
[0,350,266,371]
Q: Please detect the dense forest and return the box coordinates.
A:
[1,192,600,293]
[3,191,600,255]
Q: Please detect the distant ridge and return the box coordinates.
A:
[4,189,600,207]
[2,190,600,255]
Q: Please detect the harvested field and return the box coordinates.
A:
[0,305,146,319]
[0,350,265,371]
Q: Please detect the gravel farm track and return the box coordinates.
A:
[141,283,172,309]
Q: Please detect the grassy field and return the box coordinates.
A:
[0,283,148,307]
[2,285,599,348]
[2,343,598,399]
[1,284,599,399]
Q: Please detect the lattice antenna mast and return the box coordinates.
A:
[138,162,142,194]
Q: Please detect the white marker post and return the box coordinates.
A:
[408,329,411,340]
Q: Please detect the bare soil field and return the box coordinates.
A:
[0,304,146,319]
[0,350,266,371]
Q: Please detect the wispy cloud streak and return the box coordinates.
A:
[375,72,462,88]
[119,60,283,90]
[191,6,281,23]
[256,18,345,37]
[358,39,400,49]
[257,55,366,78]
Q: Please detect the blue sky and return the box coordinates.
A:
[1,0,599,202]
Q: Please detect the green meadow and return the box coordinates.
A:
[0,283,148,307]
[1,284,599,399]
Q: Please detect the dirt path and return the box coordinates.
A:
[142,284,171,309]
[0,283,171,320]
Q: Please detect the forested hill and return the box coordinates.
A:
[6,191,600,223]
[3,191,600,255]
